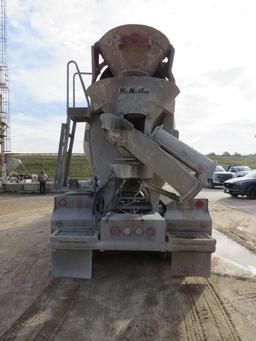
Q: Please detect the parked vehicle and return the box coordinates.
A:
[224,171,256,198]
[208,165,233,188]
[227,166,251,177]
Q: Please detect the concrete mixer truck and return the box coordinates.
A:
[50,25,216,279]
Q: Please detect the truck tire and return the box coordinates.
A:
[246,186,256,199]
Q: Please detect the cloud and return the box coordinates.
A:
[11,112,86,153]
[186,120,256,155]
[7,0,256,155]
[205,68,245,86]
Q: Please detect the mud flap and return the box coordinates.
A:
[51,249,92,279]
[168,232,216,277]
[49,229,98,279]
[171,251,211,277]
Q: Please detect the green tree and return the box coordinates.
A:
[222,151,231,156]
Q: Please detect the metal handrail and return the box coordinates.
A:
[66,61,92,124]
[72,71,92,108]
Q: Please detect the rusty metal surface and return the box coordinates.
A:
[51,24,216,279]
[87,76,179,120]
[152,126,216,185]
[94,24,173,77]
[104,124,202,201]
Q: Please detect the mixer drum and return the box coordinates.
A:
[95,24,171,76]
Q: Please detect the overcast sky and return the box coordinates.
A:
[8,0,256,154]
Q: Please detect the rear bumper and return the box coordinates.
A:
[49,229,216,279]
[213,178,233,185]
[224,187,245,195]
[49,229,216,253]
[213,180,225,186]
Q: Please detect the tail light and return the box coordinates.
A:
[123,227,131,236]
[195,200,204,209]
[135,227,143,235]
[111,226,120,235]
[146,227,156,237]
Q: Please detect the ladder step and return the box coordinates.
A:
[50,228,98,243]
[68,107,90,122]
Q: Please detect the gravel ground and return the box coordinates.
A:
[0,190,255,340]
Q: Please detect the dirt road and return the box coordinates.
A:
[203,188,256,253]
[0,190,255,340]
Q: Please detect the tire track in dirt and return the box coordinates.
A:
[0,279,80,341]
[0,279,60,341]
[233,292,256,305]
[223,291,256,316]
[180,277,241,341]
[203,278,240,341]
[180,286,206,341]
[29,284,80,341]
[214,226,256,255]
[0,275,241,341]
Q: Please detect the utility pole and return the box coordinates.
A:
[0,0,9,183]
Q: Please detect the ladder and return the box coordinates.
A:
[55,61,92,187]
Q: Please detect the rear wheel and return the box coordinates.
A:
[246,186,256,199]
[231,193,238,197]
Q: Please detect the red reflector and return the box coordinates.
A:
[122,35,129,44]
[195,200,204,209]
[131,33,138,44]
[111,226,120,235]
[120,34,150,45]
[146,227,156,237]
[58,198,67,208]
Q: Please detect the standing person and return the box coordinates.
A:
[37,169,48,194]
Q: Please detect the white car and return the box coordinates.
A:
[208,165,233,188]
[228,166,252,177]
